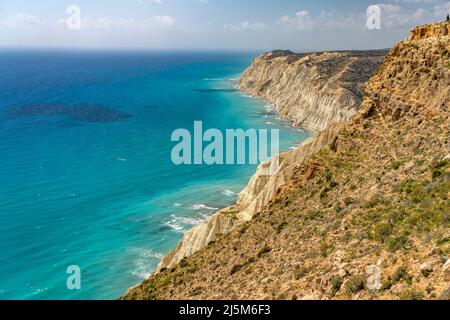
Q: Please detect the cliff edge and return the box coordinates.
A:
[238,49,386,133]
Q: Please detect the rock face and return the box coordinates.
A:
[444,260,450,282]
[125,22,450,300]
[236,125,341,221]
[154,50,382,272]
[238,50,386,133]
[156,209,237,271]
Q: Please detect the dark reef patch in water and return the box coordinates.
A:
[9,104,131,123]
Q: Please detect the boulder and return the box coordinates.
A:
[443,259,450,282]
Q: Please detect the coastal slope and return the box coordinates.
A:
[124,22,450,300]
[151,50,385,274]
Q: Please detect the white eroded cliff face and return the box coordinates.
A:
[157,211,237,271]
[239,50,386,133]
[156,50,386,272]
[157,125,342,271]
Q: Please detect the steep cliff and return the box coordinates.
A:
[238,50,386,133]
[151,50,383,273]
[124,22,450,300]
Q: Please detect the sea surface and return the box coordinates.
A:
[0,50,310,299]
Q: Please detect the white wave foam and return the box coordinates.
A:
[265,104,275,111]
[190,204,219,211]
[164,221,184,233]
[30,287,48,296]
[128,247,163,260]
[131,259,153,279]
[129,247,163,278]
[222,189,236,197]
[163,213,209,234]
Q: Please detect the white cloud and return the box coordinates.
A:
[374,3,435,28]
[152,15,175,28]
[0,12,42,28]
[75,15,175,31]
[78,17,137,31]
[394,0,432,3]
[223,21,267,32]
[434,1,450,16]
[279,10,314,30]
[1,13,176,32]
[276,3,448,32]
[138,0,162,5]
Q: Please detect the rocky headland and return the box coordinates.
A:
[124,22,450,300]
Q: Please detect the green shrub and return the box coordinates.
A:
[276,221,288,234]
[432,169,442,179]
[391,161,402,170]
[304,210,323,221]
[257,245,272,258]
[331,275,344,295]
[382,266,413,290]
[387,235,411,252]
[399,289,423,300]
[294,266,310,280]
[179,258,189,268]
[434,160,448,169]
[345,275,366,294]
[330,137,338,152]
[344,197,353,206]
[239,223,249,235]
[373,223,393,242]
[230,264,243,275]
[320,241,333,258]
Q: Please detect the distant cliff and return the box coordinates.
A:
[124,22,450,300]
[239,50,386,133]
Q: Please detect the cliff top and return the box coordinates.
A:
[257,49,387,63]
[409,21,450,41]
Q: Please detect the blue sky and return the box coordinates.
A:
[1,0,449,50]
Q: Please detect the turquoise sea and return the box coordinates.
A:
[0,50,310,299]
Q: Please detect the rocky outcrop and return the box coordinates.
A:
[238,50,386,133]
[409,22,449,41]
[444,259,450,282]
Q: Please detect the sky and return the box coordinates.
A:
[0,0,449,51]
